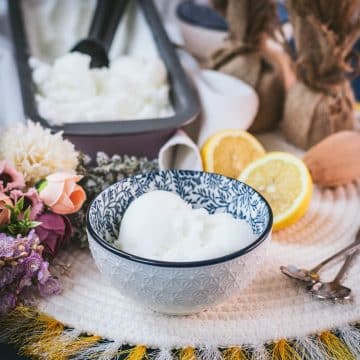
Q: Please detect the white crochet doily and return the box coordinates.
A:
[38,133,360,348]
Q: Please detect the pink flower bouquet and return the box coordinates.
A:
[0,122,86,314]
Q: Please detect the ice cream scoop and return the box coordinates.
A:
[71,0,130,68]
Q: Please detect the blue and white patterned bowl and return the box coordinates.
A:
[87,170,273,315]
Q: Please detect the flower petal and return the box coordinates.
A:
[46,172,82,183]
[51,193,75,215]
[39,181,65,207]
[0,193,12,204]
[63,178,76,196]
[69,185,87,213]
[0,162,25,191]
[36,213,65,231]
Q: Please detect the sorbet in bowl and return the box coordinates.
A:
[87,170,272,315]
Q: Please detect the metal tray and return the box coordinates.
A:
[7,0,200,158]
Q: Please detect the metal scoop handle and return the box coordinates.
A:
[89,0,130,51]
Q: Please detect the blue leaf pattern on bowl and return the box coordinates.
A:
[88,170,270,244]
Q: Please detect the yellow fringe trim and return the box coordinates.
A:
[23,334,101,360]
[320,331,355,360]
[107,344,147,360]
[179,347,196,360]
[1,306,359,360]
[223,347,248,360]
[271,339,301,360]
[125,345,147,360]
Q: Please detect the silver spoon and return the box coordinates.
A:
[280,229,360,283]
[310,250,358,301]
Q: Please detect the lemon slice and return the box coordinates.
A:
[201,129,266,178]
[239,152,313,231]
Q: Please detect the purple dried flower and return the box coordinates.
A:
[0,233,14,258]
[20,230,40,253]
[27,229,38,243]
[8,233,40,261]
[18,275,32,290]
[23,252,42,276]
[0,266,13,287]
[0,292,16,314]
[11,258,25,278]
[38,277,62,297]
[12,236,30,257]
[0,229,61,311]
[37,261,50,285]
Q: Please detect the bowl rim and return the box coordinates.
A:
[176,1,228,33]
[86,170,273,268]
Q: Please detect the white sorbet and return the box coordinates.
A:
[30,52,173,125]
[116,190,256,262]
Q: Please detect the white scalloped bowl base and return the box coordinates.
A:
[88,233,271,314]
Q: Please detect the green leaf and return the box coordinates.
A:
[0,196,42,236]
[16,197,24,212]
[29,221,41,229]
[7,224,18,236]
[9,208,18,223]
[23,206,31,220]
[36,180,48,193]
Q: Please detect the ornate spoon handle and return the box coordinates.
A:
[334,250,359,283]
[312,229,360,273]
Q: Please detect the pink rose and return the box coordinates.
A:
[0,161,25,192]
[39,172,86,215]
[0,193,12,225]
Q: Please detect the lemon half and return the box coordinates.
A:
[201,129,266,178]
[239,152,313,231]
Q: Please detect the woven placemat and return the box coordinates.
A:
[35,133,360,351]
